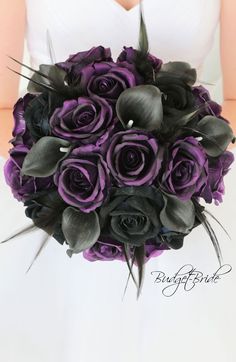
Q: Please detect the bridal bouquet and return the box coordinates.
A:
[2,9,235,294]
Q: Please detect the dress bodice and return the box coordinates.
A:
[25,0,221,79]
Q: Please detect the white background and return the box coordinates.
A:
[0,21,236,362]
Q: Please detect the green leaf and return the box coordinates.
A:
[21,136,71,177]
[196,115,234,157]
[116,85,163,131]
[160,193,195,234]
[62,207,100,257]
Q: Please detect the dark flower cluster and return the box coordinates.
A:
[4,45,235,264]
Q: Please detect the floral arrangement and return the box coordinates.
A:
[2,9,235,294]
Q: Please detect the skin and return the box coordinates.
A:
[0,0,236,158]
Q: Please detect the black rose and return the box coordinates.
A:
[99,187,164,246]
[24,190,67,244]
[155,67,196,136]
[160,229,185,249]
[56,46,113,85]
[156,75,195,112]
[24,92,66,141]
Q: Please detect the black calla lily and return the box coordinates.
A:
[62,207,100,257]
[21,136,72,177]
[116,84,163,131]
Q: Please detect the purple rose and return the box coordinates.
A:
[50,96,114,146]
[56,46,113,84]
[83,237,166,263]
[117,46,163,73]
[106,130,163,186]
[142,240,166,263]
[83,238,125,262]
[54,150,110,212]
[10,94,34,147]
[200,151,234,205]
[79,62,136,102]
[4,145,54,202]
[144,245,164,261]
[192,85,222,117]
[162,137,208,200]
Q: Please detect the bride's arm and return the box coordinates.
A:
[0,0,26,158]
[220,0,236,142]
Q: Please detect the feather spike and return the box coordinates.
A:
[122,252,136,300]
[123,244,138,288]
[26,232,50,273]
[204,209,231,239]
[7,55,54,82]
[135,245,145,299]
[0,224,36,244]
[46,29,57,64]
[7,67,57,93]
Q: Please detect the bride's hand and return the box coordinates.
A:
[221,0,236,148]
[0,109,13,159]
[221,100,236,149]
[0,0,25,158]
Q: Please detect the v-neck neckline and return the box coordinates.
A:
[108,0,142,14]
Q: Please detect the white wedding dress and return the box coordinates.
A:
[0,1,236,362]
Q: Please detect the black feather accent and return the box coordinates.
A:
[7,66,57,93]
[134,244,145,299]
[204,209,231,240]
[138,1,149,56]
[193,200,222,265]
[0,223,36,244]
[123,244,138,288]
[46,29,57,64]
[134,2,155,82]
[122,251,136,300]
[7,60,82,99]
[7,55,54,83]
[0,221,51,273]
[25,232,50,273]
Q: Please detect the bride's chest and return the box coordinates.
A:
[26,0,221,67]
